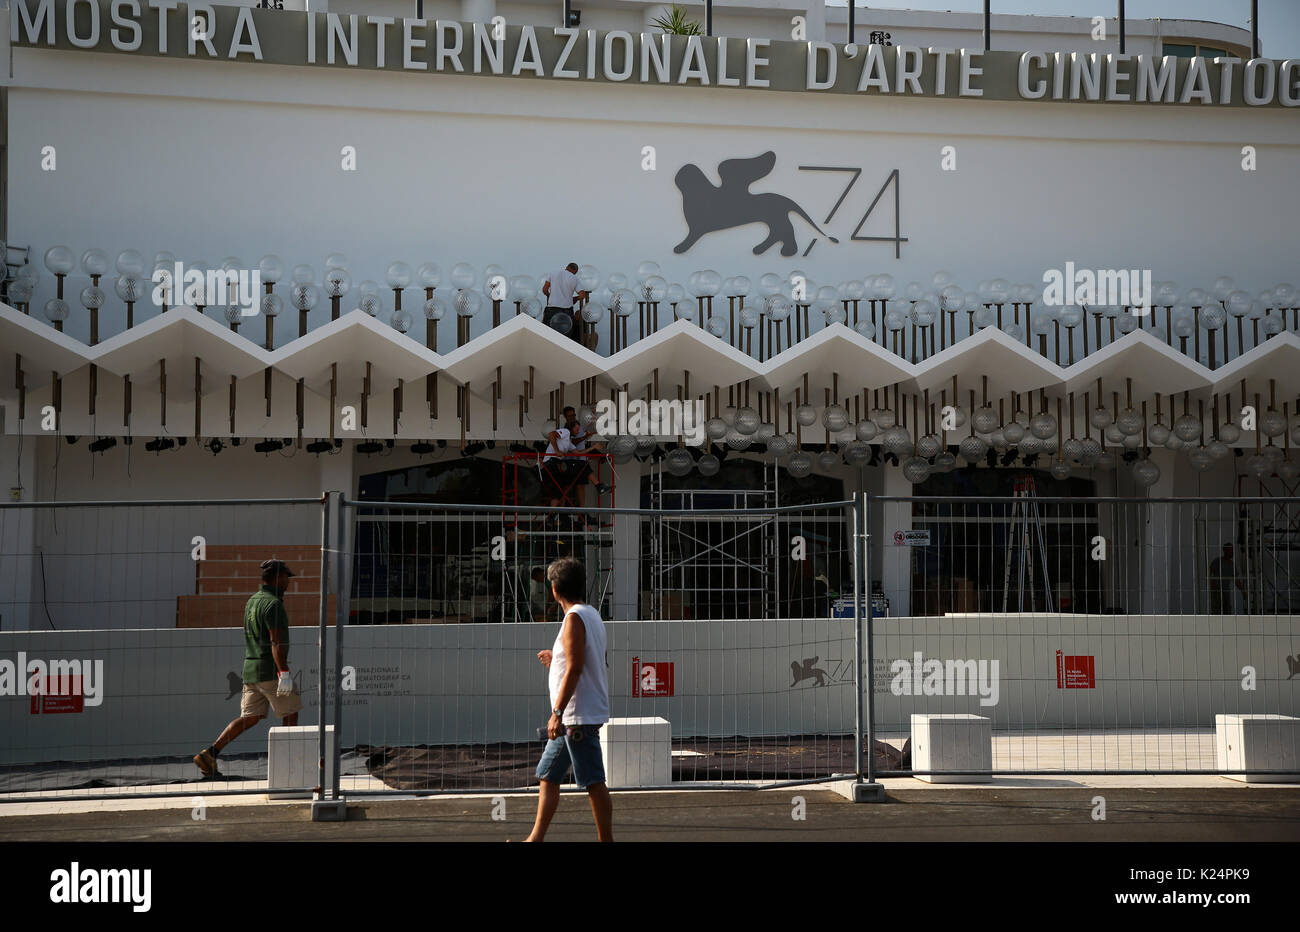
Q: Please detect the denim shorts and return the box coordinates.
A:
[535,724,606,788]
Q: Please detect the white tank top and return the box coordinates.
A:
[548,603,609,725]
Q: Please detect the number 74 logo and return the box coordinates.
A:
[797,166,908,258]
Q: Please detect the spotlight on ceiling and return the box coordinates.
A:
[485,440,496,449]
[206,438,225,456]
[357,440,384,455]
[461,442,486,457]
[410,441,437,456]
[999,450,1018,467]
[88,437,117,454]
[254,438,285,454]
[144,437,175,453]
[231,437,242,446]
[65,436,79,445]
[306,440,334,455]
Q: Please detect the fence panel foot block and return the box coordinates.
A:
[910,714,992,783]
[268,725,336,799]
[601,717,671,788]
[1215,714,1300,783]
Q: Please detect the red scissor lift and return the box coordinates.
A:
[501,450,615,526]
[498,450,616,622]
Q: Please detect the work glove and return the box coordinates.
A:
[277,671,294,696]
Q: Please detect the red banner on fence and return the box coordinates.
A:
[632,658,674,697]
[1056,651,1096,689]
[29,674,85,714]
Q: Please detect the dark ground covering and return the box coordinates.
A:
[358,737,909,790]
[0,739,908,794]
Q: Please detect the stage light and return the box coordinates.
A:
[206,438,225,455]
[357,441,384,455]
[306,440,333,454]
[254,438,285,454]
[144,437,175,453]
[88,437,116,454]
[65,435,79,445]
[231,437,242,446]
[461,442,486,457]
[410,441,436,456]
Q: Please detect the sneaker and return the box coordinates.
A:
[193,748,221,778]
[595,483,612,495]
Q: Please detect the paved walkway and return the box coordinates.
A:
[1,784,1298,842]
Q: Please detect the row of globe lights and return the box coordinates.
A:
[587,382,1300,486]
[25,250,1300,484]
[30,250,1296,362]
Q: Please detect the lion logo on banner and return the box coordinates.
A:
[673,151,838,257]
[790,657,829,687]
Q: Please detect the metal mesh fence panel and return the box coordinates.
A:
[867,493,1300,779]
[335,497,862,794]
[0,498,329,801]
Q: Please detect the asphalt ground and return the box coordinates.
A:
[3,786,1299,843]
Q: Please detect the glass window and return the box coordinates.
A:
[1200,46,1227,58]
[1162,43,1196,58]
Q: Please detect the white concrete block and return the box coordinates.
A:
[600,717,671,788]
[268,725,336,799]
[1215,714,1300,783]
[910,714,992,783]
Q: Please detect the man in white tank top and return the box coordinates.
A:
[523,557,612,842]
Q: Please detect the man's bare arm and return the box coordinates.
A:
[553,613,587,712]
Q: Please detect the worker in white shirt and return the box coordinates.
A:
[543,405,610,507]
[541,263,590,344]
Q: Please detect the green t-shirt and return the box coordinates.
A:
[243,584,290,684]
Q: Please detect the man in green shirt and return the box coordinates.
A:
[194,560,303,778]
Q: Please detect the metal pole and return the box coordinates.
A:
[563,0,570,28]
[1251,0,1259,58]
[1118,0,1125,53]
[863,492,878,785]
[848,0,854,45]
[316,493,331,801]
[983,0,991,52]
[332,495,348,800]
[852,497,864,781]
[706,0,713,37]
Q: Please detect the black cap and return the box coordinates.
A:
[261,559,296,579]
